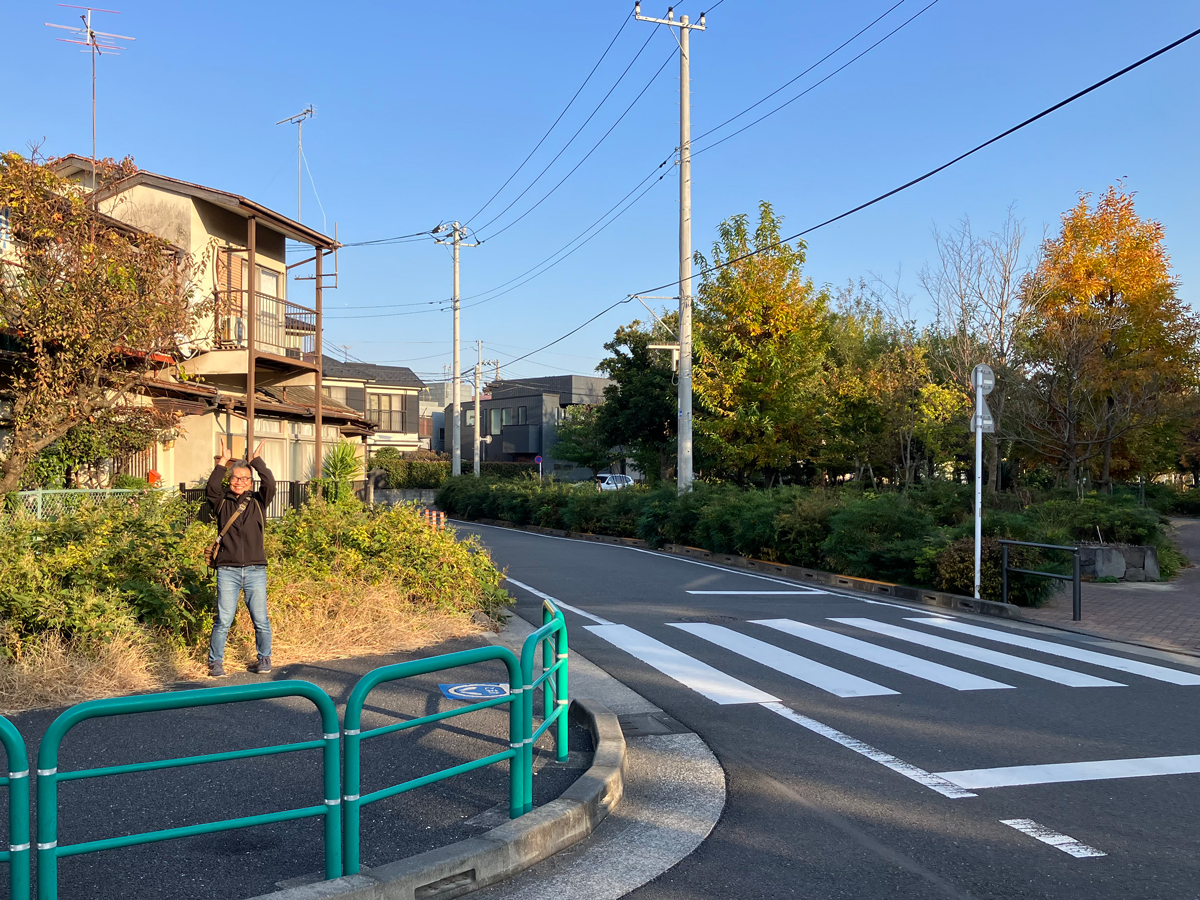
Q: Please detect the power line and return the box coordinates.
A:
[465,11,631,226]
[694,0,909,145]
[503,24,1200,365]
[474,24,664,236]
[694,0,941,158]
[480,44,676,242]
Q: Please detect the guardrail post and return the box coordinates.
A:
[0,717,30,900]
[1072,549,1082,622]
[555,625,569,763]
[1001,543,1009,606]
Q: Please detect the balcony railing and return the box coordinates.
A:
[366,409,410,433]
[215,290,317,361]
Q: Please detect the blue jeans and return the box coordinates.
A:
[209,565,272,663]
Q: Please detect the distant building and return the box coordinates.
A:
[321,356,425,454]
[444,375,611,479]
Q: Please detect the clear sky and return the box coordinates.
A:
[4,1,1198,385]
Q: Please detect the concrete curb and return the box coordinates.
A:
[246,698,626,900]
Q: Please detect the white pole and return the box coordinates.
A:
[974,380,984,600]
[474,340,482,477]
[677,16,693,495]
[451,223,461,477]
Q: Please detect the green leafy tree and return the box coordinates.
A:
[692,202,832,484]
[552,405,616,475]
[596,319,677,483]
[24,404,178,488]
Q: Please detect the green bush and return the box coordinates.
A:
[1028,498,1162,546]
[931,537,1056,607]
[821,494,938,584]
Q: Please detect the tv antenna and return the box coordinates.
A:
[46,5,135,202]
[277,105,315,224]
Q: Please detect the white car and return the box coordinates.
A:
[596,474,635,491]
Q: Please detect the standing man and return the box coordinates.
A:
[206,435,275,677]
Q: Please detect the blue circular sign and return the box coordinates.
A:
[445,683,510,700]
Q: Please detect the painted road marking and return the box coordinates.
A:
[505,578,614,625]
[1000,819,1106,858]
[686,590,824,595]
[670,623,898,698]
[761,702,976,798]
[753,619,1013,691]
[628,546,830,594]
[585,624,779,705]
[911,617,1200,686]
[831,618,1124,688]
[937,753,1200,789]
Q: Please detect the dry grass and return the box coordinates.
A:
[0,579,496,713]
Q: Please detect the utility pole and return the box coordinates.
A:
[433,222,478,477]
[276,106,315,224]
[474,340,499,477]
[635,2,705,493]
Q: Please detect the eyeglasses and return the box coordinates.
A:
[230,476,253,483]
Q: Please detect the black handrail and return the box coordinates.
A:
[999,539,1082,621]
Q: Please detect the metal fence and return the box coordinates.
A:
[6,488,169,520]
[0,616,570,900]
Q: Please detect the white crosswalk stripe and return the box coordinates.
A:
[669,623,898,698]
[752,618,1014,691]
[829,618,1125,688]
[909,617,1200,685]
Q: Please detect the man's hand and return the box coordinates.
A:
[251,440,266,461]
[217,435,231,467]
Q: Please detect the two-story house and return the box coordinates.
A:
[48,155,374,487]
[321,356,424,454]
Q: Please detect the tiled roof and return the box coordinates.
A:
[321,355,425,389]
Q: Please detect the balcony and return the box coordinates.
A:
[366,409,411,434]
[215,290,317,362]
[499,424,542,456]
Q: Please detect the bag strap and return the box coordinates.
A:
[217,498,251,540]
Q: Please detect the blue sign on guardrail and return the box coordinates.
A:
[438,683,511,701]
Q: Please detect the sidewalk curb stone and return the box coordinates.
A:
[244,698,625,900]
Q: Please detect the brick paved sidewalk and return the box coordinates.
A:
[1020,517,1200,655]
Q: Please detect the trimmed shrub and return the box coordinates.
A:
[821,493,937,584]
[931,537,1056,607]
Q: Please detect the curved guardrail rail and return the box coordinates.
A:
[521,603,569,814]
[341,645,524,876]
[0,716,30,900]
[34,681,341,900]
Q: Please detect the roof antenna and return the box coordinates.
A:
[277,105,315,224]
[47,6,135,205]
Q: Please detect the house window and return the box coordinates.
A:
[259,268,279,298]
[256,418,283,434]
[517,406,527,425]
[323,385,348,406]
[368,392,408,432]
[465,409,475,427]
[489,408,502,435]
[501,407,514,426]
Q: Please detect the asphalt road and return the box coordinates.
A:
[460,521,1200,900]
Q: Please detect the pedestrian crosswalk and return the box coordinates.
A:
[583,615,1200,702]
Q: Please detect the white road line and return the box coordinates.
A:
[627,546,830,593]
[761,702,976,798]
[911,617,1200,686]
[670,623,899,698]
[999,819,1107,858]
[504,578,614,625]
[830,618,1124,688]
[938,753,1200,789]
[753,619,1014,691]
[687,590,824,595]
[585,624,780,705]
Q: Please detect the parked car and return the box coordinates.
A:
[596,474,635,491]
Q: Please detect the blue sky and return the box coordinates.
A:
[4,1,1198,384]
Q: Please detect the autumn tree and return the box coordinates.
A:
[0,152,203,492]
[1012,186,1199,489]
[552,405,618,475]
[692,202,832,485]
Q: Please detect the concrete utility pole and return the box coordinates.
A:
[433,222,478,477]
[635,3,705,493]
[473,341,500,477]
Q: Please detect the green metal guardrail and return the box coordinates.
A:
[0,716,30,900]
[35,681,342,900]
[521,603,569,814]
[341,645,524,876]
